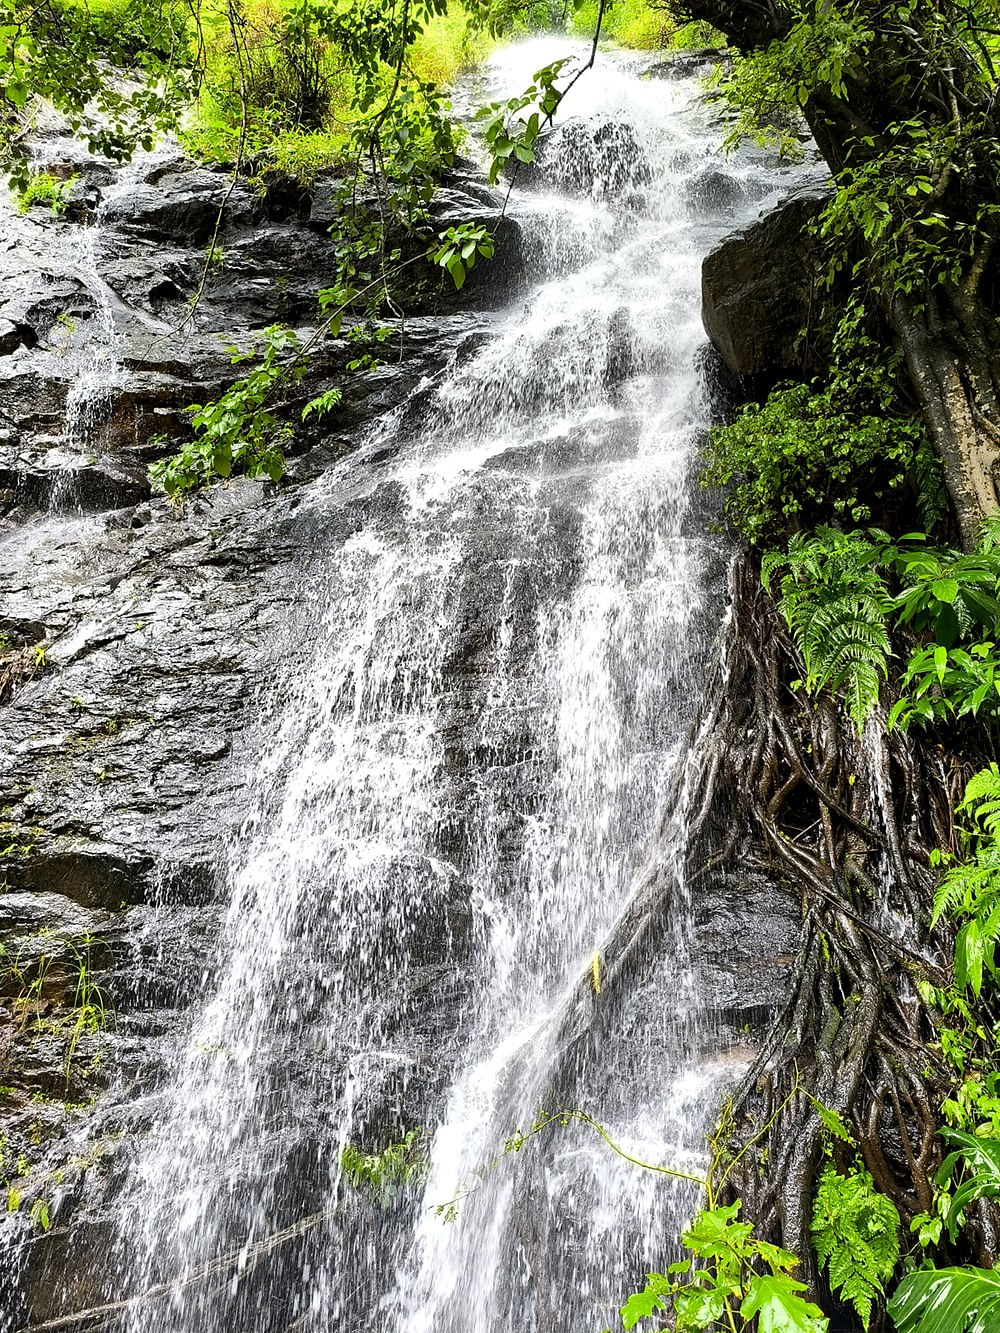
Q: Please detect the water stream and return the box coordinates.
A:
[99,41,796,1333]
[49,145,173,511]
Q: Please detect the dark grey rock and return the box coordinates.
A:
[0,319,35,357]
[100,168,260,243]
[645,48,729,81]
[509,118,651,207]
[701,183,832,377]
[28,135,117,188]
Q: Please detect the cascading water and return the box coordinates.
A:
[93,41,799,1333]
[49,146,173,512]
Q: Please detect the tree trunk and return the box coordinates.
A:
[672,0,1000,543]
[889,286,1000,548]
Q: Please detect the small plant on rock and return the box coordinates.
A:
[16,173,79,216]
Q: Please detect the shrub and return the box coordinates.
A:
[702,379,943,547]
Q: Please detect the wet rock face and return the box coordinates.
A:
[511,118,653,208]
[645,48,730,81]
[0,126,516,1316]
[700,183,831,379]
[0,106,813,1330]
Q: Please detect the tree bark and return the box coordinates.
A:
[890,286,1000,546]
[675,0,1000,544]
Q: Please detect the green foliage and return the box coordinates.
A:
[409,3,496,85]
[940,1058,1000,1137]
[958,763,1000,842]
[1,0,196,187]
[889,1265,1000,1333]
[0,932,113,1084]
[301,387,343,422]
[893,535,1000,647]
[936,1130,1000,1241]
[762,527,894,731]
[809,1161,900,1329]
[432,222,495,289]
[340,1129,428,1207]
[712,6,871,155]
[476,57,568,185]
[621,1201,828,1332]
[149,324,306,496]
[762,520,1000,732]
[888,1126,1000,1329]
[703,379,938,548]
[931,766,1000,999]
[815,115,1000,307]
[571,0,676,50]
[16,172,78,215]
[892,641,1000,732]
[66,0,191,61]
[889,528,1000,730]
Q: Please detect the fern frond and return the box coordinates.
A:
[931,843,1000,926]
[978,516,1000,554]
[766,529,894,731]
[960,764,1000,840]
[810,1162,900,1331]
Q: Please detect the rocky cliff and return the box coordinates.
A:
[0,95,809,1327]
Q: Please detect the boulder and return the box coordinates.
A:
[510,118,651,207]
[100,168,259,243]
[309,165,525,310]
[645,48,730,80]
[700,183,831,378]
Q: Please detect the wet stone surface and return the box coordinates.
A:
[0,125,517,1309]
[0,75,813,1332]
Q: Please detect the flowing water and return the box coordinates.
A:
[94,41,798,1333]
[49,145,173,511]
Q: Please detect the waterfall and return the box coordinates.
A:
[98,40,796,1333]
[50,145,173,512]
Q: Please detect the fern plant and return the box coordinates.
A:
[764,521,1000,734]
[809,1161,901,1329]
[762,527,894,732]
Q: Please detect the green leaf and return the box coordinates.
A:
[446,257,466,290]
[934,604,960,648]
[889,1266,1000,1332]
[741,1274,828,1332]
[756,1240,802,1272]
[932,578,960,603]
[956,918,985,996]
[810,1162,899,1329]
[682,1202,753,1260]
[620,1286,666,1329]
[810,1097,855,1143]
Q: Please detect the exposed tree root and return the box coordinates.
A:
[539,545,997,1323]
[675,552,999,1307]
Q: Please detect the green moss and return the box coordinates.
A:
[16,172,78,215]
